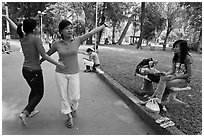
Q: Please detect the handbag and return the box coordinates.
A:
[145,98,160,114]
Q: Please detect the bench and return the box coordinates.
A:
[136,73,191,91]
[136,73,191,98]
[136,73,191,112]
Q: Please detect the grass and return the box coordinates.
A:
[95,44,202,135]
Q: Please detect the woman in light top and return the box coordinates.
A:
[41,19,106,128]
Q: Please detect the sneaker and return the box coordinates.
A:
[84,69,92,73]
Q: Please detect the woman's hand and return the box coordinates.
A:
[103,23,110,28]
[168,75,177,80]
[57,62,65,69]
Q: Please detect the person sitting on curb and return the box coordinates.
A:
[79,47,100,72]
[135,58,164,83]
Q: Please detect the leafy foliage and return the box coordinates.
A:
[143,2,166,41]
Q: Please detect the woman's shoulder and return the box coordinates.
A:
[30,35,41,41]
[185,54,193,64]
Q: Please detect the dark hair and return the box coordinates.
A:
[58,20,72,39]
[172,40,190,65]
[86,48,94,53]
[17,18,37,38]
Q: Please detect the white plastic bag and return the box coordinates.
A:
[145,98,160,114]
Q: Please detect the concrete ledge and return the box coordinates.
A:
[96,68,185,135]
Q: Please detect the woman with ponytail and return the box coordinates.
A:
[2,15,65,126]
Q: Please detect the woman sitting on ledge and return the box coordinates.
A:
[149,40,193,104]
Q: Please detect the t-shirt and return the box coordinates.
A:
[174,55,193,82]
[20,34,42,70]
[89,52,100,65]
[52,38,81,74]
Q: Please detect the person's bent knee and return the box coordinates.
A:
[166,79,187,88]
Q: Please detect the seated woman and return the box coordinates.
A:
[149,40,193,105]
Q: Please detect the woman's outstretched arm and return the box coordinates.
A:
[79,24,106,44]
[2,15,17,31]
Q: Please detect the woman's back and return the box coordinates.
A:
[20,34,41,70]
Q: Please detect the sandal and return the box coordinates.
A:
[66,117,74,128]
[160,120,175,128]
[155,117,170,124]
[139,100,148,105]
[71,110,77,118]
[29,110,40,117]
[19,113,27,126]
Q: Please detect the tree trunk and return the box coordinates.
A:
[98,2,106,44]
[112,22,116,44]
[136,2,145,49]
[117,14,135,45]
[197,29,202,53]
[83,6,89,45]
[163,28,171,51]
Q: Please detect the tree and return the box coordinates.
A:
[2,2,50,38]
[116,3,140,45]
[105,2,129,44]
[180,2,202,52]
[142,2,166,45]
[117,14,135,45]
[158,2,182,50]
[98,2,107,44]
[82,2,97,44]
[136,2,145,49]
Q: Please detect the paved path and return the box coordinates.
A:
[2,43,156,135]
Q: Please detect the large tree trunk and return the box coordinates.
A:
[117,14,135,45]
[136,2,145,49]
[98,2,106,44]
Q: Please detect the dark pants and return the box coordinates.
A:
[92,64,100,71]
[86,65,91,70]
[22,67,44,116]
[86,64,100,72]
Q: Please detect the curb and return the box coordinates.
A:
[96,68,185,135]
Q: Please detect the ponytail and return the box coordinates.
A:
[17,23,24,38]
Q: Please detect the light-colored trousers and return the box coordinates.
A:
[152,75,187,102]
[55,72,80,114]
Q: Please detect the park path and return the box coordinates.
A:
[2,43,156,135]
